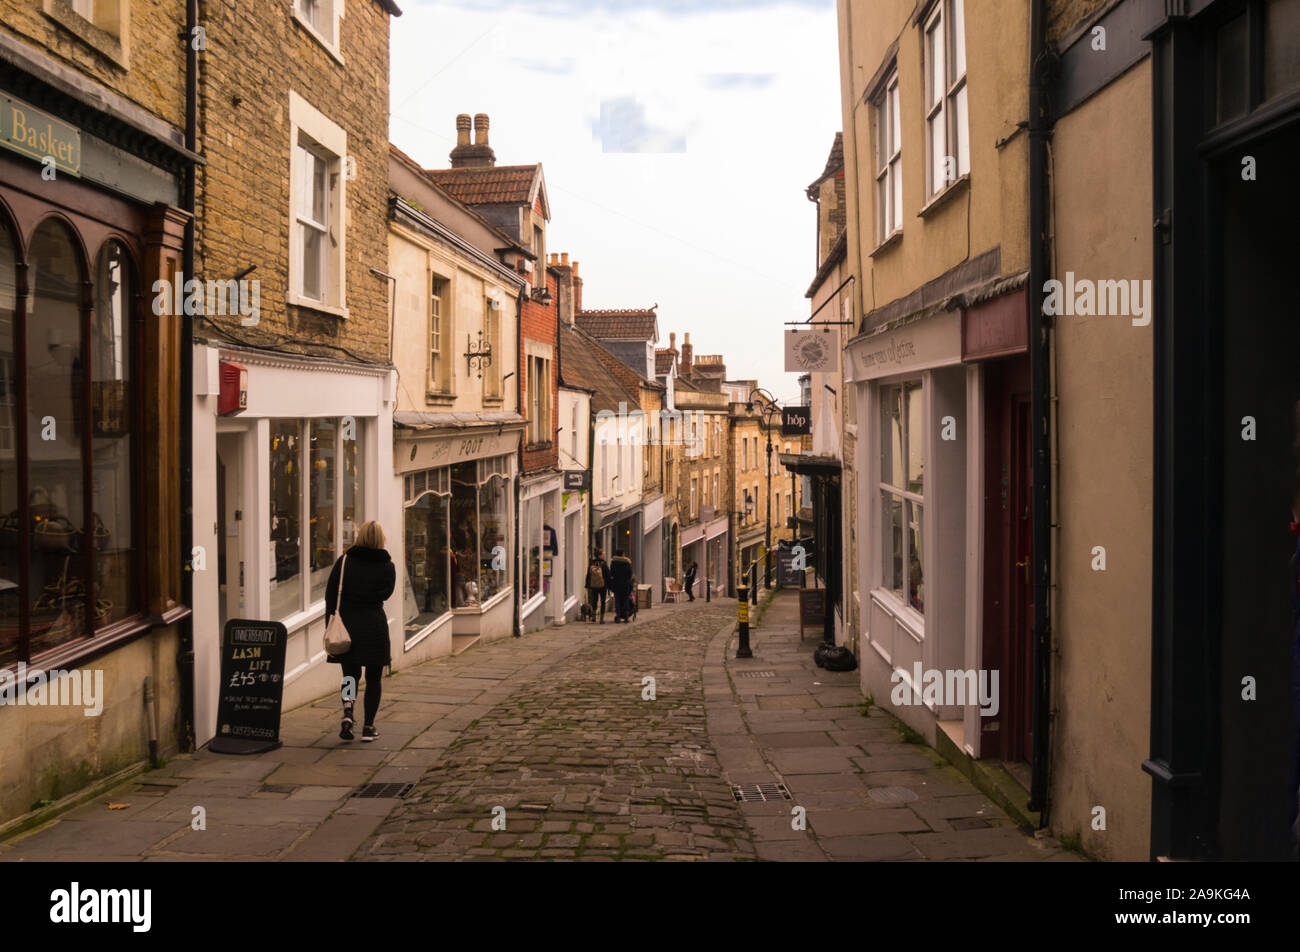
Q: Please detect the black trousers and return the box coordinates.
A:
[340,663,383,726]
[588,587,607,615]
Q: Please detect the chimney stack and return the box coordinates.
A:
[573,262,582,313]
[680,332,693,377]
[449,112,497,168]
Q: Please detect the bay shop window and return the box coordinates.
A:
[1,221,142,666]
[268,418,363,622]
[402,456,512,640]
[880,380,925,615]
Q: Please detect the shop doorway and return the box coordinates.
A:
[216,432,246,631]
[982,357,1033,762]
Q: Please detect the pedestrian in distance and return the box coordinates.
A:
[325,520,396,742]
[608,549,635,622]
[684,560,699,602]
[586,548,611,623]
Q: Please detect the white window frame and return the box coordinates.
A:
[293,0,345,63]
[874,67,903,243]
[878,378,926,620]
[923,0,969,200]
[429,272,451,393]
[288,91,348,317]
[690,476,698,518]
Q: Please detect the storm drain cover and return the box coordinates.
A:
[868,786,918,804]
[736,670,777,679]
[352,782,415,799]
[731,782,792,803]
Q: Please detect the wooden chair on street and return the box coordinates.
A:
[663,576,687,603]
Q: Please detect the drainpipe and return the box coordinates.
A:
[1027,0,1055,819]
[176,0,199,753]
[514,290,523,638]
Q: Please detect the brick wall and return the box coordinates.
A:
[0,0,186,127]
[195,0,392,362]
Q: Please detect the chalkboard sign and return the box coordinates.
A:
[210,619,288,755]
[799,588,826,639]
[777,551,803,588]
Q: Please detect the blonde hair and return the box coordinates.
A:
[354,520,386,549]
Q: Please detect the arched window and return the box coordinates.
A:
[92,239,136,628]
[0,218,142,664]
[27,219,88,656]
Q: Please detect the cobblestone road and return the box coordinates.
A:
[357,600,750,861]
[1,591,1075,862]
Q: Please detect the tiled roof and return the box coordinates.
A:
[575,309,658,341]
[389,144,527,252]
[559,323,639,414]
[426,165,540,206]
[654,350,676,376]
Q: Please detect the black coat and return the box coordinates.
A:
[608,555,635,596]
[324,545,396,668]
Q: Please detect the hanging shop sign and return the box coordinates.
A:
[1,94,81,176]
[845,309,962,382]
[563,470,591,491]
[210,619,288,755]
[785,329,840,373]
[781,406,812,436]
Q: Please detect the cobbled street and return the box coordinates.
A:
[0,592,1077,862]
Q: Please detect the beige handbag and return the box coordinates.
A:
[323,555,352,657]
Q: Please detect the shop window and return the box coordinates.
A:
[879,380,925,614]
[0,214,148,667]
[923,0,969,198]
[522,494,543,602]
[874,66,903,242]
[404,485,450,635]
[269,416,363,622]
[91,241,135,628]
[477,458,510,602]
[269,420,304,621]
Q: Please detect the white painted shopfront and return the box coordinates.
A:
[846,309,981,747]
[393,417,524,661]
[190,343,398,748]
[520,473,564,632]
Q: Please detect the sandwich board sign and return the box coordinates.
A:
[210,619,288,754]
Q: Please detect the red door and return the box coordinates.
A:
[1007,397,1034,762]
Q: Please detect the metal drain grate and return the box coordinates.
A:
[736,670,777,679]
[868,786,918,804]
[352,782,415,799]
[731,782,792,802]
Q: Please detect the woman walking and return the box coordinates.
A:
[325,520,396,742]
[586,548,610,623]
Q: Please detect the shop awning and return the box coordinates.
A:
[780,453,842,476]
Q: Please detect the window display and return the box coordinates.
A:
[269,419,303,620]
[402,454,512,636]
[879,380,924,615]
[309,419,336,603]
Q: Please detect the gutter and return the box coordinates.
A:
[1027,0,1055,819]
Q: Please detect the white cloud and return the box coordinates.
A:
[391,0,842,403]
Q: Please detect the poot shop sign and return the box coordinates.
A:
[1,95,81,176]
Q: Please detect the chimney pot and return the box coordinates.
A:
[572,261,580,277]
[669,332,676,349]
[561,252,570,267]
[456,114,471,147]
[474,113,490,145]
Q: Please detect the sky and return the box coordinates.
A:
[389,0,842,406]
